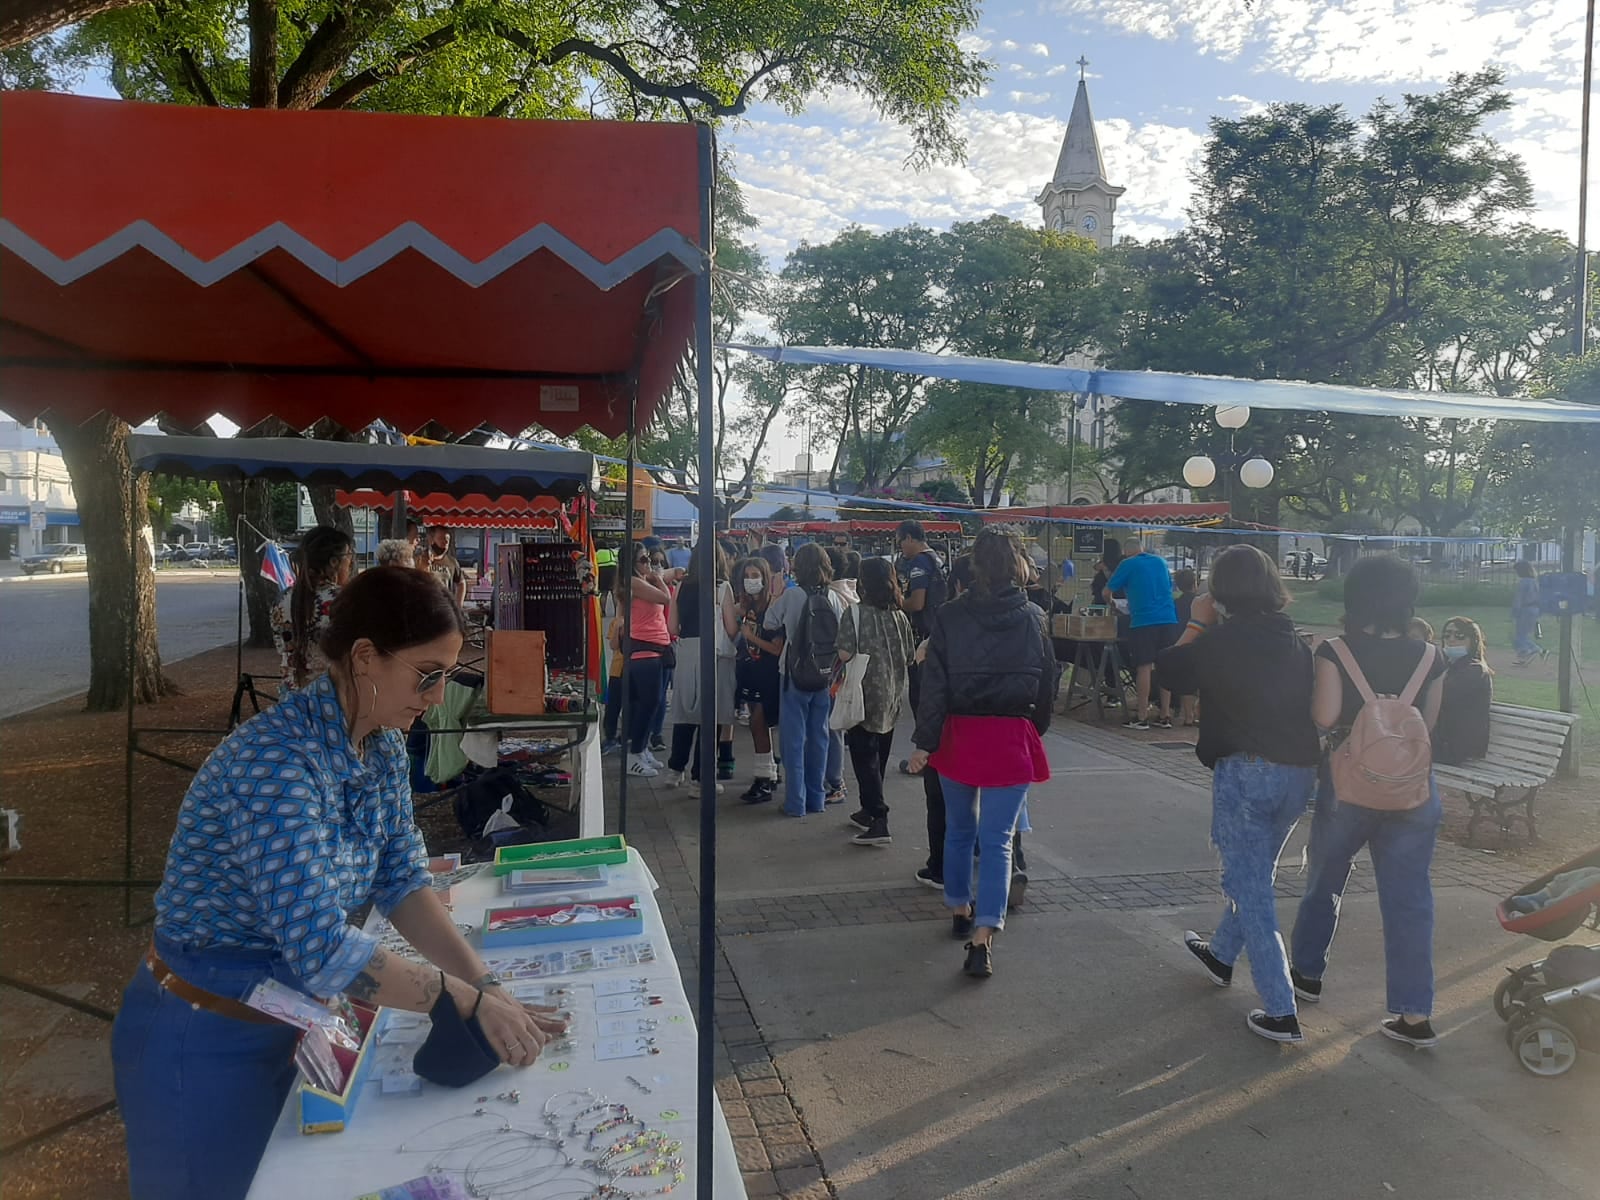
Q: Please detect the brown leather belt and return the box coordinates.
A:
[145,944,283,1026]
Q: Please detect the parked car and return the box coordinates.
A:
[155,543,180,563]
[21,543,89,575]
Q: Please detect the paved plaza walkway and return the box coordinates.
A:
[616,719,1599,1200]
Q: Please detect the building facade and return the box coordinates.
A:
[0,420,80,559]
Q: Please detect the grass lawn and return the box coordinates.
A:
[1283,580,1600,770]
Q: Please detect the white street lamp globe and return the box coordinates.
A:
[1182,455,1218,489]
[1239,457,1275,489]
[1214,404,1251,430]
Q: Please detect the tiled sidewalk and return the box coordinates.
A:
[608,720,1540,1200]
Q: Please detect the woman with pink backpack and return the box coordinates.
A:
[1290,555,1447,1048]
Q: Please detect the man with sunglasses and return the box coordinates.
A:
[423,526,467,605]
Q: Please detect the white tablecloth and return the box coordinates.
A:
[247,848,743,1200]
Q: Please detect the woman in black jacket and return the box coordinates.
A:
[1433,616,1492,764]
[1157,545,1321,1043]
[909,529,1058,979]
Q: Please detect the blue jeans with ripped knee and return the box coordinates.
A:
[1208,754,1317,1017]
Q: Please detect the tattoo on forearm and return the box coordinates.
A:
[420,971,442,1009]
[347,945,387,1002]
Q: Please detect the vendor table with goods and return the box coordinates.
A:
[245,848,744,1200]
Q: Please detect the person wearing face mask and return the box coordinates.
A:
[734,555,783,802]
[111,568,567,1200]
[1156,545,1322,1043]
[1432,616,1492,765]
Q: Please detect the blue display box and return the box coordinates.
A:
[480,896,643,949]
[299,1002,385,1135]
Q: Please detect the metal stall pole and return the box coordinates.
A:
[123,462,140,926]
[693,122,719,1200]
[618,392,638,835]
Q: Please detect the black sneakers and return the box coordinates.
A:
[1247,1010,1304,1043]
[740,779,776,805]
[1291,968,1322,1003]
[963,941,993,979]
[846,809,872,832]
[1182,931,1233,987]
[1380,1017,1439,1048]
[951,907,974,940]
[914,866,944,890]
[1007,870,1029,911]
[851,820,892,847]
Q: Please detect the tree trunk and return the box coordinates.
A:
[308,485,353,536]
[219,479,283,649]
[0,0,137,49]
[49,413,171,711]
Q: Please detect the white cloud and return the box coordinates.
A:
[725,97,1205,263]
[1050,0,1587,86]
[1008,90,1053,104]
[1044,64,1070,76]
[958,34,993,54]
[1001,38,1021,50]
[1217,93,1267,116]
[1030,42,1052,56]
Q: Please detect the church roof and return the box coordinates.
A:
[1051,78,1113,189]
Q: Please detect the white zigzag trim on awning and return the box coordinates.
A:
[0,219,703,290]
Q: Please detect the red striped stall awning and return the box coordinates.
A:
[1,92,703,438]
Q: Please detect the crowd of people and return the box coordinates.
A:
[613,526,1509,1019]
[115,505,1523,1199]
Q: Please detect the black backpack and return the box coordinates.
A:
[785,589,840,692]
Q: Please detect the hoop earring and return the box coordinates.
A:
[358,677,378,721]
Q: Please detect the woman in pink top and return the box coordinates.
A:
[614,544,675,777]
[909,528,1057,979]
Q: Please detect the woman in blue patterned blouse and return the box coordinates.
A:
[111,566,566,1200]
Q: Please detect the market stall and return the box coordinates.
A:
[3,90,730,1199]
[129,435,610,837]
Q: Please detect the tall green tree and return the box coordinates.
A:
[15,0,986,707]
[909,217,1099,505]
[776,225,951,491]
[1094,70,1539,534]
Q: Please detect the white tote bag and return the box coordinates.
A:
[828,606,870,731]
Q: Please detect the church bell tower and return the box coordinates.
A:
[1036,57,1124,251]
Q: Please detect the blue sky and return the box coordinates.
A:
[724,0,1589,266]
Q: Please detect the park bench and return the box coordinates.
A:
[1434,703,1583,845]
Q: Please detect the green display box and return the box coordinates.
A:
[492,834,628,876]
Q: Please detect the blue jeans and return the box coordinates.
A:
[779,677,831,815]
[826,727,845,792]
[112,937,302,1200]
[1513,609,1540,657]
[1290,767,1442,1016]
[1208,755,1317,1017]
[942,779,1030,931]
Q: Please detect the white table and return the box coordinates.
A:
[247,849,743,1200]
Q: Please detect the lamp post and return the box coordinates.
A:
[1181,405,1274,519]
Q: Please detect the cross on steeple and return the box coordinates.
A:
[1076,55,1089,80]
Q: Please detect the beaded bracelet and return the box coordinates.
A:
[570,1102,631,1138]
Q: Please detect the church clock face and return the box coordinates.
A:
[1051,211,1069,232]
[1081,213,1099,234]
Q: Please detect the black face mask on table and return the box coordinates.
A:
[412,984,500,1088]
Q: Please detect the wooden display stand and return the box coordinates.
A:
[486,629,547,715]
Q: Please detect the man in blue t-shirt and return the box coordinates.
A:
[1106,545,1178,730]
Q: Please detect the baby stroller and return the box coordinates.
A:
[1492,846,1600,1078]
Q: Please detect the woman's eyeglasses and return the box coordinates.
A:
[384,650,464,694]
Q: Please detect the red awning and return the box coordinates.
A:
[0,92,703,437]
[982,503,1230,524]
[337,489,561,530]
